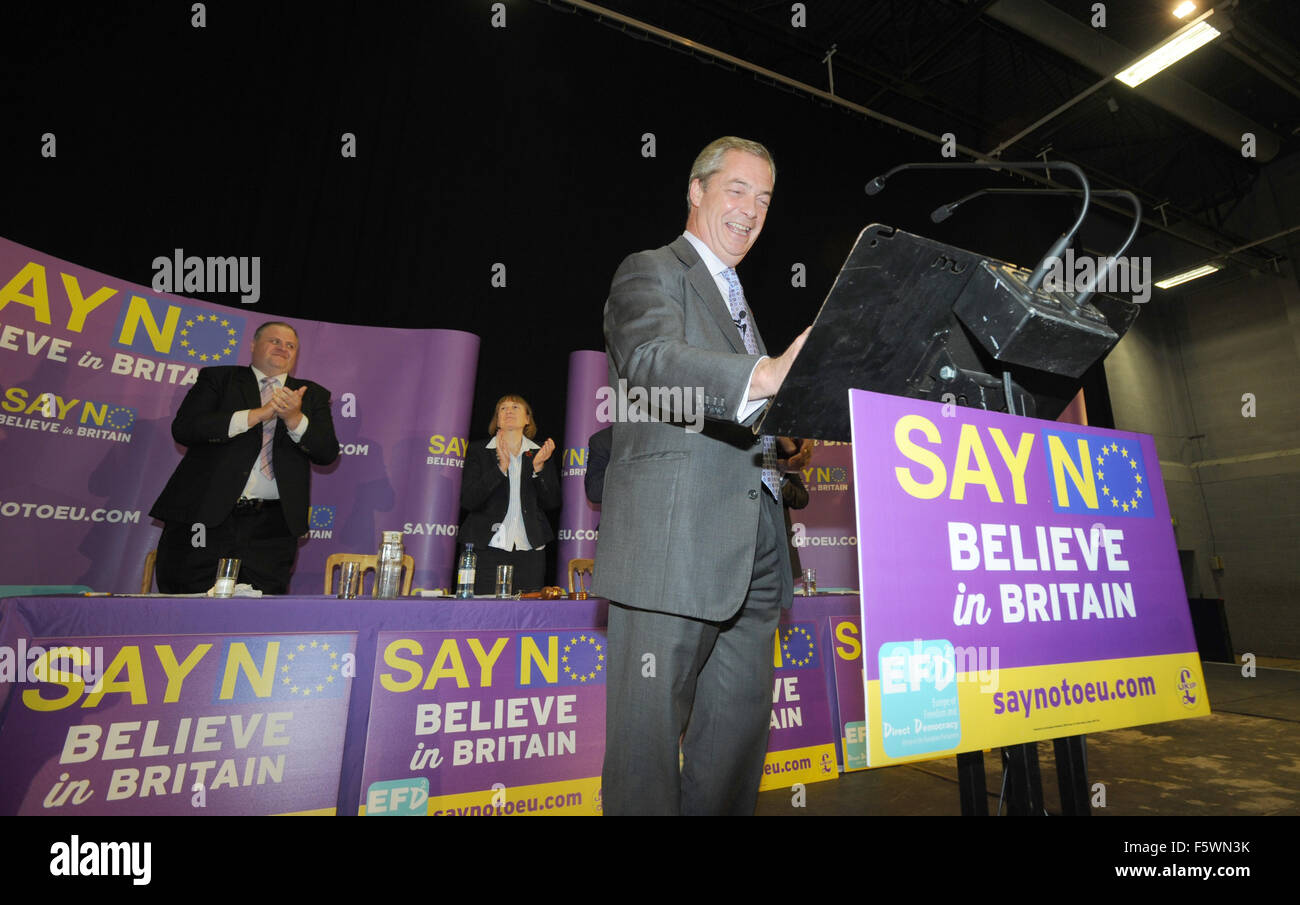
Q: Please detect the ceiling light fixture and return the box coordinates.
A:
[1116,12,1221,87]
[1172,2,1197,19]
[1155,264,1221,289]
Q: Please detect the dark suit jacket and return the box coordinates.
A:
[593,235,794,620]
[149,366,340,537]
[782,472,809,510]
[585,426,613,504]
[459,439,561,549]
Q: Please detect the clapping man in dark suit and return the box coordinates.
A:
[150,321,339,593]
[595,137,811,814]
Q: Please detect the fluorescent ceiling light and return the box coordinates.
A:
[1156,264,1220,289]
[1117,17,1221,87]
[1172,2,1196,19]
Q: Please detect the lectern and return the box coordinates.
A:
[762,210,1143,816]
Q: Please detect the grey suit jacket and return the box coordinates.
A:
[593,235,794,621]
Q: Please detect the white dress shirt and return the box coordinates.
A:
[229,366,310,501]
[485,434,543,551]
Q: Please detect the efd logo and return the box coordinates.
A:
[366,778,429,815]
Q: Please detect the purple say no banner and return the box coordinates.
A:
[0,235,479,593]
[848,389,1208,766]
[557,351,607,578]
[0,631,355,815]
[359,629,606,816]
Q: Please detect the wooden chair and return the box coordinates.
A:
[567,557,594,598]
[325,553,415,596]
[141,550,157,593]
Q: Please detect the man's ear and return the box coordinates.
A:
[688,178,703,208]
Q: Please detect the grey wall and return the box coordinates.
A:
[1106,153,1300,659]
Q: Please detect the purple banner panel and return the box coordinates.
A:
[359,628,606,815]
[312,325,478,594]
[849,389,1197,673]
[848,389,1209,766]
[0,631,355,815]
[787,440,859,590]
[758,619,839,791]
[557,351,608,579]
[0,235,478,594]
[830,614,869,771]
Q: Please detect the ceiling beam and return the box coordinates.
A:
[540,0,1288,273]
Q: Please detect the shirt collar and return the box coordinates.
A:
[250,365,284,385]
[486,435,541,452]
[683,230,730,279]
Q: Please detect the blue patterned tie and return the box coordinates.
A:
[721,268,781,501]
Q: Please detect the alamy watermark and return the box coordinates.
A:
[0,640,105,685]
[49,835,151,885]
[595,379,704,433]
[151,248,261,304]
[1042,250,1151,304]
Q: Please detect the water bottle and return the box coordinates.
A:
[456,543,477,598]
[374,530,405,598]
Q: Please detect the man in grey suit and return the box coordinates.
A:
[595,136,810,814]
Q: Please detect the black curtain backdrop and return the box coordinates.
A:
[1,0,1116,453]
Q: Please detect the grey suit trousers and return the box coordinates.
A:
[602,491,785,815]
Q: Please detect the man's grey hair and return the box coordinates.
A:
[685,137,775,213]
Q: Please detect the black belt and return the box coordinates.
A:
[235,497,280,513]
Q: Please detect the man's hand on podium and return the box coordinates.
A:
[749,325,811,401]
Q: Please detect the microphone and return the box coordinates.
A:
[1075,191,1140,307]
[733,310,748,334]
[864,161,1090,291]
[928,187,1142,306]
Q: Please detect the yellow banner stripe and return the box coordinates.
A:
[359,776,602,816]
[862,652,1210,767]
[758,743,840,791]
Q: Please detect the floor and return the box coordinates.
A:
[754,660,1300,816]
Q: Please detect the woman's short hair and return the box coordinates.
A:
[487,394,537,439]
